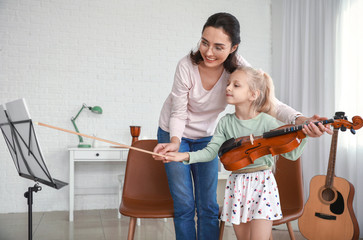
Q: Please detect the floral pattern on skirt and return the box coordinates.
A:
[221,169,282,224]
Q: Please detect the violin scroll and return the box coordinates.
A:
[331,112,363,134]
[352,116,363,130]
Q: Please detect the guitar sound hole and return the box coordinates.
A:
[322,188,335,202]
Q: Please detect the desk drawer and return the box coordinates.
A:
[74,150,121,160]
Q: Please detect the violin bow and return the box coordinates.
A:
[33,121,167,158]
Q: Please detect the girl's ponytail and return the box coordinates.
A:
[257,71,276,117]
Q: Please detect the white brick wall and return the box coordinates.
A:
[0,0,272,213]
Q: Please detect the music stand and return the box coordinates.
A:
[0,98,67,240]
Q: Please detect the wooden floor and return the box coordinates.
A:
[0,209,308,240]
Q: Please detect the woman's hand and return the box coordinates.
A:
[153,136,181,161]
[296,114,333,137]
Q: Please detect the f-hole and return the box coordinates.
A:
[245,143,261,154]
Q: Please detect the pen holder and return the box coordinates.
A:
[130,126,141,145]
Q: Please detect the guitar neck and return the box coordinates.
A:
[325,128,339,188]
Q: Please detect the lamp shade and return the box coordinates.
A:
[90,106,102,114]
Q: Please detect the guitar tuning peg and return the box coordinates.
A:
[350,128,356,135]
[334,111,345,119]
[341,125,347,131]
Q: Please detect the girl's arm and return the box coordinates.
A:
[264,113,307,161]
[164,152,190,162]
[281,138,307,161]
[165,115,229,164]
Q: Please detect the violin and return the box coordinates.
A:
[218,112,363,171]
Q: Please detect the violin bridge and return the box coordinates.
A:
[249,134,254,145]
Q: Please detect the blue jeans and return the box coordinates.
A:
[157,127,219,240]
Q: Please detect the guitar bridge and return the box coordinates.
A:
[315,212,336,220]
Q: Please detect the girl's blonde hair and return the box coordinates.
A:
[236,66,277,116]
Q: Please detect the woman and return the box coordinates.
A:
[154,12,327,240]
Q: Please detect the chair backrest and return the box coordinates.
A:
[120,139,173,217]
[274,156,304,213]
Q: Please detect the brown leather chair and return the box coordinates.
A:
[218,156,303,240]
[119,140,174,240]
[270,156,304,240]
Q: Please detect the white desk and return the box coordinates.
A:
[68,147,128,221]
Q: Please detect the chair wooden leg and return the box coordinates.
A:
[127,217,137,240]
[117,175,124,219]
[219,220,225,240]
[286,222,296,240]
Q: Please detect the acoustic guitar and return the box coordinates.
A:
[298,112,360,240]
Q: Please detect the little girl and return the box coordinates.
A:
[163,66,309,239]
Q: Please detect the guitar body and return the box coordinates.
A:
[298,175,359,240]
